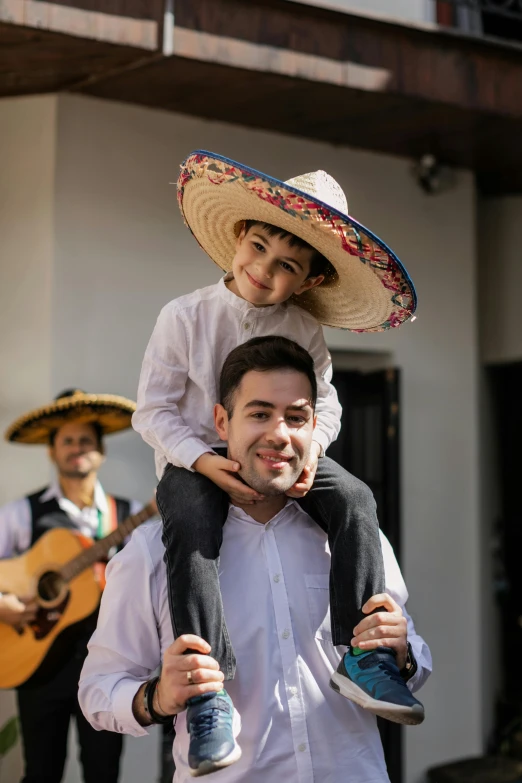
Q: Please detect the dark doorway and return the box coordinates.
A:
[327,366,402,783]
[488,363,522,714]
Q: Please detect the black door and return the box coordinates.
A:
[327,366,402,783]
[489,363,522,706]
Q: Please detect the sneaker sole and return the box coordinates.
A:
[189,742,242,777]
[329,672,425,726]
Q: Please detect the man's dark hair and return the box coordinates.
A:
[243,220,336,281]
[219,336,317,417]
[48,389,104,447]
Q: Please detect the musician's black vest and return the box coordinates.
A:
[20,488,131,689]
[27,487,130,545]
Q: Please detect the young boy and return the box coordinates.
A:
[133,151,420,776]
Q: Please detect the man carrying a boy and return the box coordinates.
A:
[132,152,420,775]
[80,336,431,781]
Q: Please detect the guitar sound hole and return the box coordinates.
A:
[38,571,65,602]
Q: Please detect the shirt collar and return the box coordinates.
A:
[228,499,300,528]
[217,275,285,318]
[40,480,107,513]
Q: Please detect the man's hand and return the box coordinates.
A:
[351,593,408,670]
[0,593,38,627]
[154,635,225,716]
[286,441,321,498]
[193,452,264,505]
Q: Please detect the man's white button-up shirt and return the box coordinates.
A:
[79,501,432,783]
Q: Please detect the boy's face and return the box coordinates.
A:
[228,224,324,307]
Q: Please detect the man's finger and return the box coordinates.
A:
[166,635,211,656]
[172,654,221,672]
[184,681,226,701]
[352,624,405,645]
[352,638,406,653]
[181,667,225,686]
[361,593,401,616]
[353,611,403,637]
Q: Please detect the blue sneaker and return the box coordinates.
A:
[187,690,241,777]
[330,647,425,725]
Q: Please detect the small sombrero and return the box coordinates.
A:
[177,151,417,332]
[5,389,136,445]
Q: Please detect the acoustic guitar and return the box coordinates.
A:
[0,500,157,689]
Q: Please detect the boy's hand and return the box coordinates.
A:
[351,593,408,670]
[285,441,321,498]
[193,452,265,505]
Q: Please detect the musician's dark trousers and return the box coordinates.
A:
[17,650,123,783]
[158,451,385,681]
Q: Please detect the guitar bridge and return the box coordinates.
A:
[29,594,71,640]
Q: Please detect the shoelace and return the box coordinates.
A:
[375,661,404,686]
[356,652,405,687]
[190,708,220,739]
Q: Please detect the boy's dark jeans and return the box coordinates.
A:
[157,452,385,681]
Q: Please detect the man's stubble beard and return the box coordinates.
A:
[231,447,308,497]
[58,462,96,480]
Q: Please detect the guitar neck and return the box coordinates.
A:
[60,502,156,583]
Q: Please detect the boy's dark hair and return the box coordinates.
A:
[219,336,317,417]
[243,220,336,281]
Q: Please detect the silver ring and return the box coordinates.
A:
[187,671,194,685]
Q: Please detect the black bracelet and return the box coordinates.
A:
[143,676,174,724]
[400,642,418,683]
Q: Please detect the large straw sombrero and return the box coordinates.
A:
[177,151,417,332]
[5,389,136,445]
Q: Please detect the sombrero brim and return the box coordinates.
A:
[178,151,417,332]
[5,394,136,445]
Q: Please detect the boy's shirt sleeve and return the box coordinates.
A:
[307,325,342,454]
[132,303,213,472]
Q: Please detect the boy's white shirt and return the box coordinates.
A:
[133,277,342,479]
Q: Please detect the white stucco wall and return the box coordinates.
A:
[0,92,481,782]
[0,95,57,781]
[285,0,434,25]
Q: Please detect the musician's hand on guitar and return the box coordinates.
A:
[0,593,37,627]
[155,634,224,715]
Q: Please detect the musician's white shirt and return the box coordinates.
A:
[79,501,432,783]
[0,481,142,558]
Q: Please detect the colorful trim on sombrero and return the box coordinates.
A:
[178,151,417,332]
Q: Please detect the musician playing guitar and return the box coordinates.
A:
[0,389,144,783]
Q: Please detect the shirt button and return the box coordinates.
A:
[273,574,280,583]
[289,686,298,697]
[298,743,306,752]
[282,629,290,639]
[243,322,251,330]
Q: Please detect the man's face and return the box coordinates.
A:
[215,369,316,496]
[49,421,104,479]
